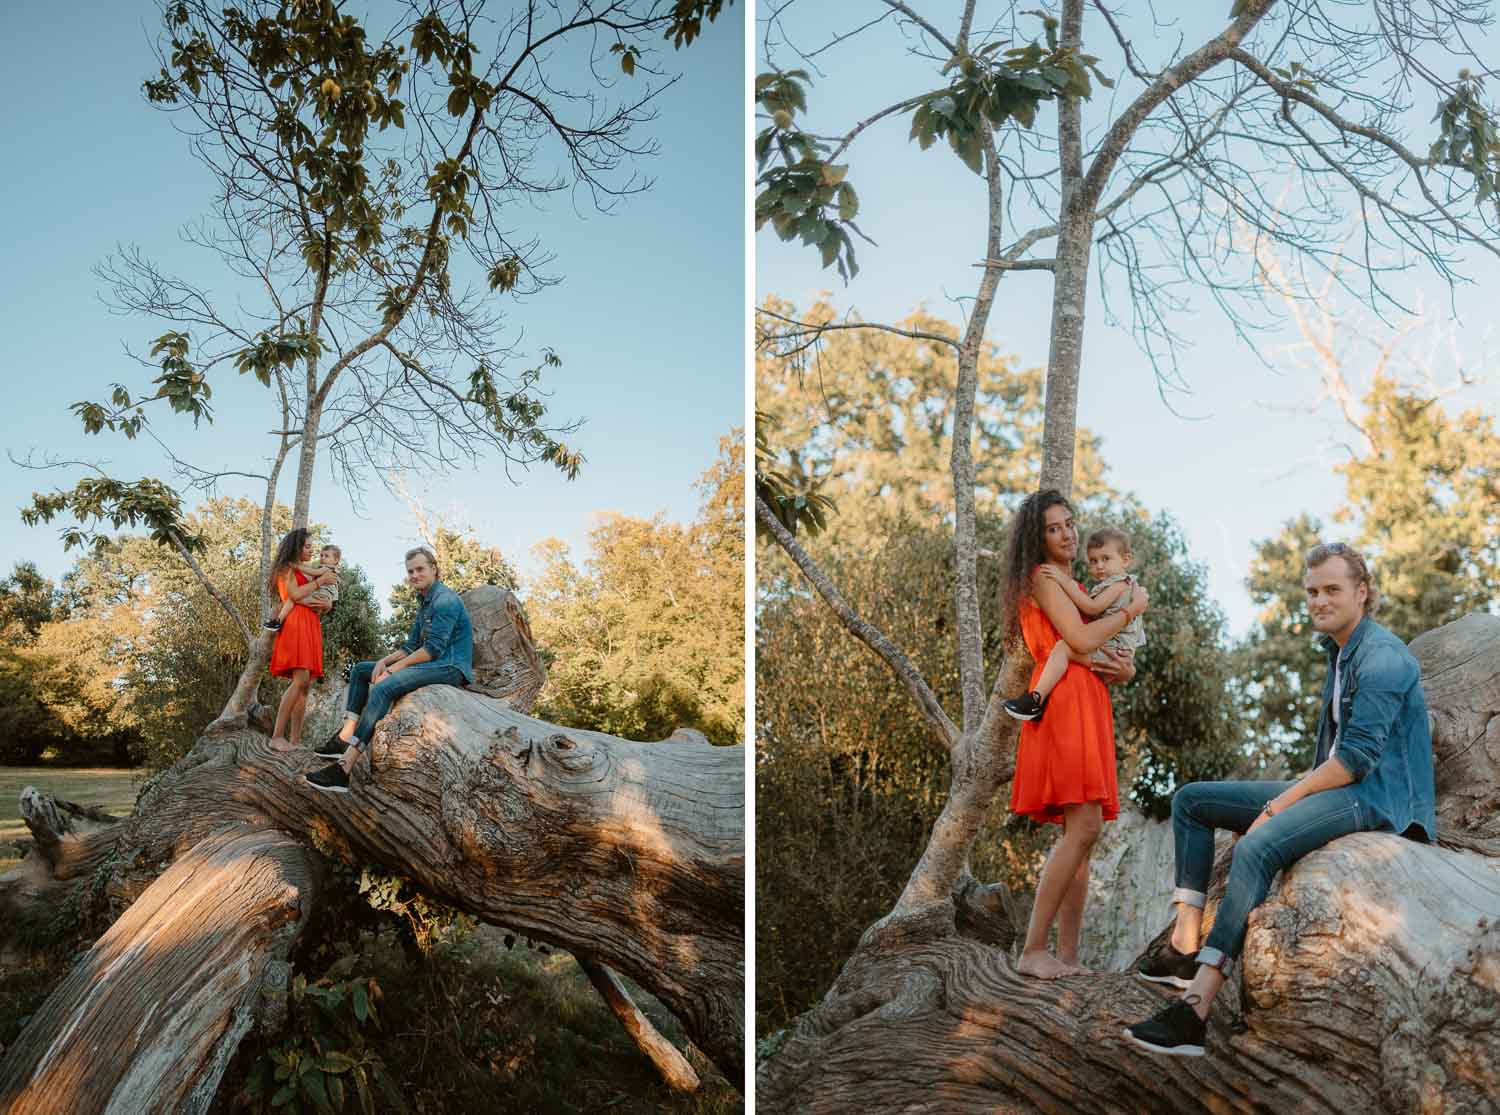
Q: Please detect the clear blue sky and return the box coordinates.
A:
[0,0,744,612]
[756,2,1500,637]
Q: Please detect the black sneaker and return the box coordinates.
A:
[1003,691,1047,722]
[263,618,282,631]
[1123,997,1207,1057]
[313,733,349,759]
[1137,942,1199,989]
[305,763,350,794]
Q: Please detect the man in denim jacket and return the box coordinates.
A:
[1124,542,1435,1057]
[306,546,473,794]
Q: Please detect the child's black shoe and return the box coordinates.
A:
[1003,691,1046,722]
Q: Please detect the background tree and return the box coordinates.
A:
[530,431,745,746]
[22,0,717,727]
[0,563,61,643]
[754,0,1500,1105]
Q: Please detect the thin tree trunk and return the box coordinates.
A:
[1040,0,1088,496]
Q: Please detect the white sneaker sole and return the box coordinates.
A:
[1003,708,1042,722]
[1122,1029,1205,1057]
[305,778,350,794]
[1136,971,1193,990]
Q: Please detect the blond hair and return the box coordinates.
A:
[1305,542,1379,616]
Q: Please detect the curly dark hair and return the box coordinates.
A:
[268,527,311,598]
[999,489,1074,644]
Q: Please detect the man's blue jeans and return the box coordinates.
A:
[345,660,465,750]
[1171,780,1385,972]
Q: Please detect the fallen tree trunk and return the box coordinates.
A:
[1,586,744,1106]
[757,612,1500,1112]
[0,827,320,1115]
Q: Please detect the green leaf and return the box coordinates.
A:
[353,981,369,1022]
[300,1068,335,1115]
[320,1051,357,1074]
[836,182,858,221]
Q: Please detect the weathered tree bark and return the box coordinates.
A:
[0,828,320,1115]
[1,590,743,1108]
[757,612,1500,1112]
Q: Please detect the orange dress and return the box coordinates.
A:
[269,569,324,680]
[1008,576,1119,825]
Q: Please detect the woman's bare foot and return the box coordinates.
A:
[1017,949,1071,980]
[267,735,297,752]
[1059,960,1091,975]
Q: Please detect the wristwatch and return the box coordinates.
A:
[1261,800,1277,818]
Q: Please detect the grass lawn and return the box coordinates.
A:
[0,767,141,873]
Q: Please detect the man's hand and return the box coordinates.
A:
[372,662,390,685]
[1091,645,1136,685]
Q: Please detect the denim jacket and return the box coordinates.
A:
[1313,616,1435,842]
[401,581,474,684]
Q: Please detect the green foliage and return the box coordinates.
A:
[665,0,730,50]
[1431,70,1500,214]
[241,952,406,1115]
[907,34,1111,174]
[356,868,470,957]
[22,476,200,557]
[1334,377,1500,639]
[1234,513,1327,771]
[753,70,862,279]
[320,564,383,680]
[755,297,1114,536]
[529,433,745,746]
[0,563,141,765]
[754,410,836,539]
[0,562,60,642]
[0,632,69,765]
[754,20,1106,277]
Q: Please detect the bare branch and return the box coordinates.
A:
[756,495,959,751]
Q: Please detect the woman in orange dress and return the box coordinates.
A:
[268,528,335,746]
[1000,489,1148,979]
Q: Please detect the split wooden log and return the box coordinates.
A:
[0,586,744,1108]
[579,955,702,1092]
[0,827,320,1115]
[757,612,1500,1113]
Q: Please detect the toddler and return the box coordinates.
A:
[1004,527,1145,722]
[265,544,341,630]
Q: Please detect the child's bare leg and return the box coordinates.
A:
[277,599,294,623]
[1031,641,1071,700]
[1033,643,1096,701]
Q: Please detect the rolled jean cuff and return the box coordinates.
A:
[1172,887,1208,909]
[1195,946,1231,974]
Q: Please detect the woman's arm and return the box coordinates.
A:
[282,570,326,603]
[1033,575,1146,655]
[1037,565,1104,614]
